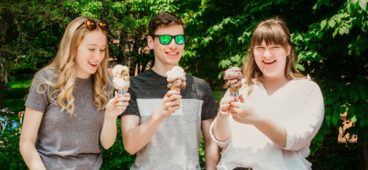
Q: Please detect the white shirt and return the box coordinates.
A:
[210,78,324,170]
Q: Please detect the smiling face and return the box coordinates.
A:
[75,30,107,78]
[253,40,290,79]
[148,24,185,67]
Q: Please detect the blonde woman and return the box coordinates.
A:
[19,16,130,170]
[211,18,324,170]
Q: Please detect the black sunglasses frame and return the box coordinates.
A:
[152,34,187,45]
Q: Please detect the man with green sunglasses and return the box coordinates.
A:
[119,12,220,170]
[152,34,186,45]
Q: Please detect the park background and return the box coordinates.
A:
[1,0,368,169]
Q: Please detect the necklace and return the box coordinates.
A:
[72,80,91,114]
[78,79,90,101]
[79,86,88,101]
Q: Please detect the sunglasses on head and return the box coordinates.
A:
[152,35,186,45]
[76,19,108,31]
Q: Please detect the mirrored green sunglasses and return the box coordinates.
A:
[153,35,186,45]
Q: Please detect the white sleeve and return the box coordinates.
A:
[281,84,325,151]
[209,117,231,148]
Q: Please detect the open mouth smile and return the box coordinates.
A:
[263,60,276,64]
[166,52,179,56]
[88,61,99,67]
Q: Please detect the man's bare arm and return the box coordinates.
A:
[121,90,181,155]
[202,118,220,170]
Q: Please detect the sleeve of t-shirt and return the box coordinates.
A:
[25,71,50,113]
[119,84,140,118]
[201,81,218,121]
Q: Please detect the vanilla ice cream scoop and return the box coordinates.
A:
[166,66,186,91]
[166,66,186,82]
[112,64,130,98]
[113,78,130,90]
[112,65,130,80]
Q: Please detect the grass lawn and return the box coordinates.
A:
[212,90,226,101]
[2,75,33,122]
[4,75,33,114]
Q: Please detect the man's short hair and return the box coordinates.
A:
[148,12,185,36]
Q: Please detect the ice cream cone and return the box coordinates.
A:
[117,87,129,115]
[229,88,238,92]
[118,87,129,97]
[170,87,181,92]
[228,88,239,96]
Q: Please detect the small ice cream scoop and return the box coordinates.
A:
[166,66,186,91]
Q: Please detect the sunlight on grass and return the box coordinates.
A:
[8,75,34,88]
[3,75,32,118]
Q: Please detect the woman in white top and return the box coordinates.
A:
[211,18,324,170]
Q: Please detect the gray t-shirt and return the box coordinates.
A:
[121,69,218,170]
[25,70,113,170]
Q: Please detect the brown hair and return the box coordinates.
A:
[33,16,112,115]
[242,17,306,96]
[148,12,185,36]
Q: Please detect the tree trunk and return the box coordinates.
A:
[141,61,148,73]
[0,79,4,110]
[362,142,368,170]
[137,60,141,75]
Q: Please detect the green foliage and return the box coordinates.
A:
[100,121,135,170]
[2,0,368,168]
[0,132,27,170]
[308,146,359,170]
[0,0,72,84]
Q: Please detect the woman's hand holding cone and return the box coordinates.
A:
[230,95,262,125]
[218,96,235,119]
[106,91,131,119]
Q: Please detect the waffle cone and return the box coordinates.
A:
[229,88,239,92]
[122,86,129,90]
[170,87,181,91]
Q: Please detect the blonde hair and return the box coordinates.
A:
[32,16,112,115]
[242,17,306,96]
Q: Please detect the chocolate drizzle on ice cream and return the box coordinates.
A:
[112,65,130,82]
[112,64,130,95]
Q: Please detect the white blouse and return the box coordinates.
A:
[210,78,324,170]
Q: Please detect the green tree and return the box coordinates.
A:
[0,0,76,109]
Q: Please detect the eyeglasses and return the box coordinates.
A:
[76,19,108,31]
[152,35,186,45]
[253,46,282,55]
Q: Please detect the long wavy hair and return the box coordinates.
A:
[32,16,112,115]
[242,17,306,96]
